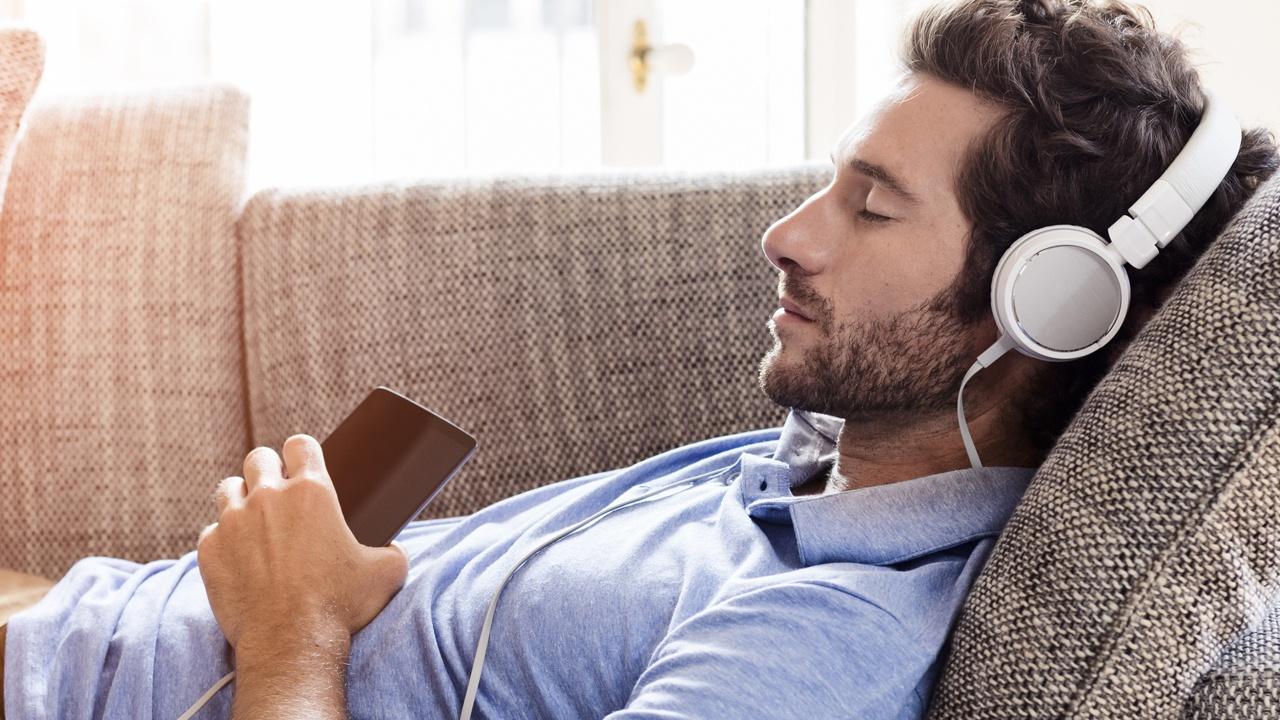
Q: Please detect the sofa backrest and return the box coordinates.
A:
[927,171,1280,718]
[0,84,251,578]
[236,167,830,520]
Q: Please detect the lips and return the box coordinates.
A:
[779,296,812,321]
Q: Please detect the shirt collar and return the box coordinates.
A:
[741,408,1036,566]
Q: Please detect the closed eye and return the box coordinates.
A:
[857,209,893,223]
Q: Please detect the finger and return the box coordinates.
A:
[282,433,328,480]
[353,543,412,634]
[243,446,283,493]
[214,476,247,514]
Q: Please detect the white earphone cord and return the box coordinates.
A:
[179,328,1004,720]
[177,469,724,720]
[458,472,719,719]
[177,395,977,720]
[958,335,1016,471]
[176,669,235,720]
[957,361,986,469]
[181,383,991,720]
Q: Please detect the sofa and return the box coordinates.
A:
[1,83,1278,718]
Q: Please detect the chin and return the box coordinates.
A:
[757,343,810,407]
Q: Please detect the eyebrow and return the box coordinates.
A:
[830,150,921,206]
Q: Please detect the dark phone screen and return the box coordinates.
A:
[320,387,477,547]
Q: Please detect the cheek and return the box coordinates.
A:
[923,208,972,281]
[826,235,936,320]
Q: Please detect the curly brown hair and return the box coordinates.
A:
[902,0,1280,459]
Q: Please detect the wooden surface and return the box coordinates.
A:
[0,568,54,626]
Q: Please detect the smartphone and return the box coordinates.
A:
[320,386,478,547]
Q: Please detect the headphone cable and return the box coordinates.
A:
[176,467,729,720]
[958,335,1015,469]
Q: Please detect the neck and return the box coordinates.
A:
[830,407,1034,492]
[796,357,1043,495]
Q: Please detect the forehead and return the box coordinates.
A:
[834,73,1003,203]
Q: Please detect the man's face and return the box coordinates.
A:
[758,72,1004,423]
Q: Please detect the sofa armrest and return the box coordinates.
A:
[0,84,251,578]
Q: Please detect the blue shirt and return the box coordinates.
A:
[4,410,1034,719]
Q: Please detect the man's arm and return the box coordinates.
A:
[229,622,350,719]
[197,434,408,720]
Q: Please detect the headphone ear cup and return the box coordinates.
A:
[990,225,1131,362]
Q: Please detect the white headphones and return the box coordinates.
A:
[958,92,1242,468]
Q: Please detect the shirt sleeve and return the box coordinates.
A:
[602,580,934,720]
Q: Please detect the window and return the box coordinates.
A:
[11,0,1270,191]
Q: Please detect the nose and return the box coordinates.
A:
[761,190,829,276]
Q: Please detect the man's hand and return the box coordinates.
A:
[197,434,408,718]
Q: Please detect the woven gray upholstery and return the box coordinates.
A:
[927,173,1280,719]
[0,85,250,578]
[238,166,831,520]
[1185,599,1280,718]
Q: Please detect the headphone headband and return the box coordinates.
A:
[1108,92,1242,268]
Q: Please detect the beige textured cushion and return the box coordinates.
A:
[238,167,830,520]
[927,172,1280,718]
[0,84,251,578]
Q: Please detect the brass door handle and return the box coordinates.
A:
[629,19,694,93]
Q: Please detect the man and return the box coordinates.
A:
[3,0,1276,718]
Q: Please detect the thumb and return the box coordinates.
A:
[377,541,410,588]
[351,542,411,634]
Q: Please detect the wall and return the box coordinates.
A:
[1140,0,1279,133]
[805,0,1280,161]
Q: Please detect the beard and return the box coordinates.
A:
[757,275,978,422]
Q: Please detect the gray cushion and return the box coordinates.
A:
[0,85,250,577]
[927,172,1280,718]
[238,166,831,520]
